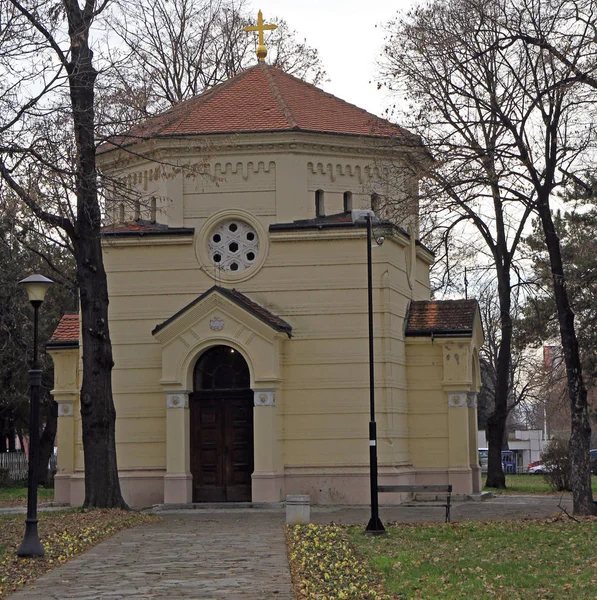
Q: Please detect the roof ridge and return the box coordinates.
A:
[259,63,299,130]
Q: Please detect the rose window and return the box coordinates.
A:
[208,220,259,273]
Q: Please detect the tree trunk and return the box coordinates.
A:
[538,192,596,515]
[17,430,25,453]
[8,414,16,452]
[485,237,513,489]
[37,398,58,487]
[485,415,507,488]
[65,0,127,509]
[75,242,127,508]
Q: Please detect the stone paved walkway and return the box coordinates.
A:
[6,494,574,599]
[8,509,295,600]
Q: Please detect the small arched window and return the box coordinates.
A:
[371,193,381,214]
[343,191,353,213]
[134,200,141,221]
[118,203,125,223]
[194,345,250,390]
[315,189,325,217]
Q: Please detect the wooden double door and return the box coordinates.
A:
[190,390,254,502]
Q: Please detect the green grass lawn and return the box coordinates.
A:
[348,518,597,599]
[0,487,55,505]
[482,473,597,494]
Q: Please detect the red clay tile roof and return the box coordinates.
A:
[269,212,415,241]
[152,286,292,337]
[103,222,157,233]
[102,220,195,237]
[47,313,79,347]
[405,300,478,336]
[270,212,354,232]
[101,64,414,151]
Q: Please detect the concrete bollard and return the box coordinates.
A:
[286,494,310,525]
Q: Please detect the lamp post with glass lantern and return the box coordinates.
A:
[17,274,54,557]
[351,210,386,535]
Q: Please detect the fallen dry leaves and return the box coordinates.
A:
[286,523,391,600]
[0,509,159,598]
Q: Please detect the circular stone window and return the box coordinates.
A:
[208,220,260,273]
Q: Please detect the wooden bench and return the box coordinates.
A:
[378,484,453,523]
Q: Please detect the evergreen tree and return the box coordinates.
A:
[0,215,75,484]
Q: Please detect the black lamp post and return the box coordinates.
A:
[17,274,54,558]
[352,210,385,535]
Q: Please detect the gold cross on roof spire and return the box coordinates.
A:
[243,10,277,63]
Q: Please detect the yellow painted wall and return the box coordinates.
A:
[51,131,481,505]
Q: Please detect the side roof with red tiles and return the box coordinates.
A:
[102,220,195,237]
[101,63,417,152]
[47,313,79,348]
[405,300,479,337]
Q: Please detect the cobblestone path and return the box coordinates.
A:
[8,510,295,600]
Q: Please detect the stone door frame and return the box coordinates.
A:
[153,289,287,504]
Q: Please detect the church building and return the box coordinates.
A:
[47,26,483,507]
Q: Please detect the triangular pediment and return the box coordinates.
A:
[152,286,291,345]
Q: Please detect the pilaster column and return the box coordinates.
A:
[164,391,192,504]
[252,388,283,502]
[467,392,482,492]
[54,395,76,504]
[446,391,473,494]
[48,347,79,505]
[447,391,472,467]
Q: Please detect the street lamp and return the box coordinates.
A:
[352,210,386,535]
[17,274,54,557]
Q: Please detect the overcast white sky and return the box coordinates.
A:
[249,0,416,117]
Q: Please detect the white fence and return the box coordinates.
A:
[0,452,57,481]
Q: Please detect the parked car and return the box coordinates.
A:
[530,451,597,474]
[478,448,488,473]
[529,463,547,474]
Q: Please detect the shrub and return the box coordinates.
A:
[541,438,572,492]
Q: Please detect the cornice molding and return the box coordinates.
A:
[98,131,422,171]
[102,235,194,248]
[269,225,410,248]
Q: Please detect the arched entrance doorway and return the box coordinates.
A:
[190,345,254,502]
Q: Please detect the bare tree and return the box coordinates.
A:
[383,0,597,514]
[99,0,327,126]
[0,0,127,508]
[498,0,597,90]
[381,0,533,489]
[477,285,546,437]
[493,0,597,514]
